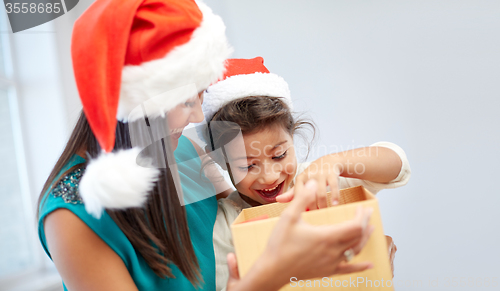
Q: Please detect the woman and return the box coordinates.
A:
[38,0,374,290]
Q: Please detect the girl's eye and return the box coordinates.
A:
[184,101,195,107]
[273,150,287,160]
[239,164,254,171]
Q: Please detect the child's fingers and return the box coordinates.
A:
[386,235,397,278]
[386,236,394,257]
[280,180,318,223]
[299,174,321,210]
[277,173,306,203]
[315,176,328,209]
[327,175,340,206]
[227,253,240,280]
[276,187,294,203]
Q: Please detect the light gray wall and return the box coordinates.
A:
[205,0,500,290]
[8,20,68,272]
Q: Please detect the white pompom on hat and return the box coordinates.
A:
[79,149,159,219]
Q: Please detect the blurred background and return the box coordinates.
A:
[0,0,499,290]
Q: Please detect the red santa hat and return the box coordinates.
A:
[201,57,292,124]
[75,0,232,218]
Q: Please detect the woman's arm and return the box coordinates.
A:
[44,209,138,291]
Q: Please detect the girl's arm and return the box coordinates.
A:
[44,209,138,291]
[278,143,409,209]
[327,145,402,182]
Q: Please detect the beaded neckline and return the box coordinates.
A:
[52,167,85,204]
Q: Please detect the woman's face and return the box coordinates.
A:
[225,125,297,206]
[167,92,204,149]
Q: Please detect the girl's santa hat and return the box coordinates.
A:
[202,57,292,123]
[74,0,232,218]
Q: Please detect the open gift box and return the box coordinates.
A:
[231,186,394,290]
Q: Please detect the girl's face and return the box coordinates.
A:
[225,125,297,206]
[166,92,204,149]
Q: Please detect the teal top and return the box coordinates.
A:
[38,136,218,290]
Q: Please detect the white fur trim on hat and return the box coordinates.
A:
[79,148,159,219]
[117,1,233,122]
[202,72,292,123]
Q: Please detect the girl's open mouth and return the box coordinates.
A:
[255,180,285,203]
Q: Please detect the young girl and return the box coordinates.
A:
[201,57,411,290]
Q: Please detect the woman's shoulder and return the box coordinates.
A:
[49,167,85,204]
[38,164,133,264]
[38,162,86,224]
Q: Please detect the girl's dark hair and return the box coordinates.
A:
[206,96,315,159]
[38,111,201,285]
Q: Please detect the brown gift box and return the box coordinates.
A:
[231,186,394,290]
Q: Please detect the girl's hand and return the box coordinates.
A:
[227,180,374,291]
[277,156,341,209]
[226,253,241,291]
[278,145,407,209]
[386,235,397,278]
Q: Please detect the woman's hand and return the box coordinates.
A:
[386,235,397,278]
[227,180,374,291]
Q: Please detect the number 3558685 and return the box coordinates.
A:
[5,3,62,14]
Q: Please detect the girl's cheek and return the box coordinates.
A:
[284,158,297,176]
[233,169,256,185]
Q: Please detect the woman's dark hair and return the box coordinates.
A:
[38,111,201,285]
[206,96,315,159]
